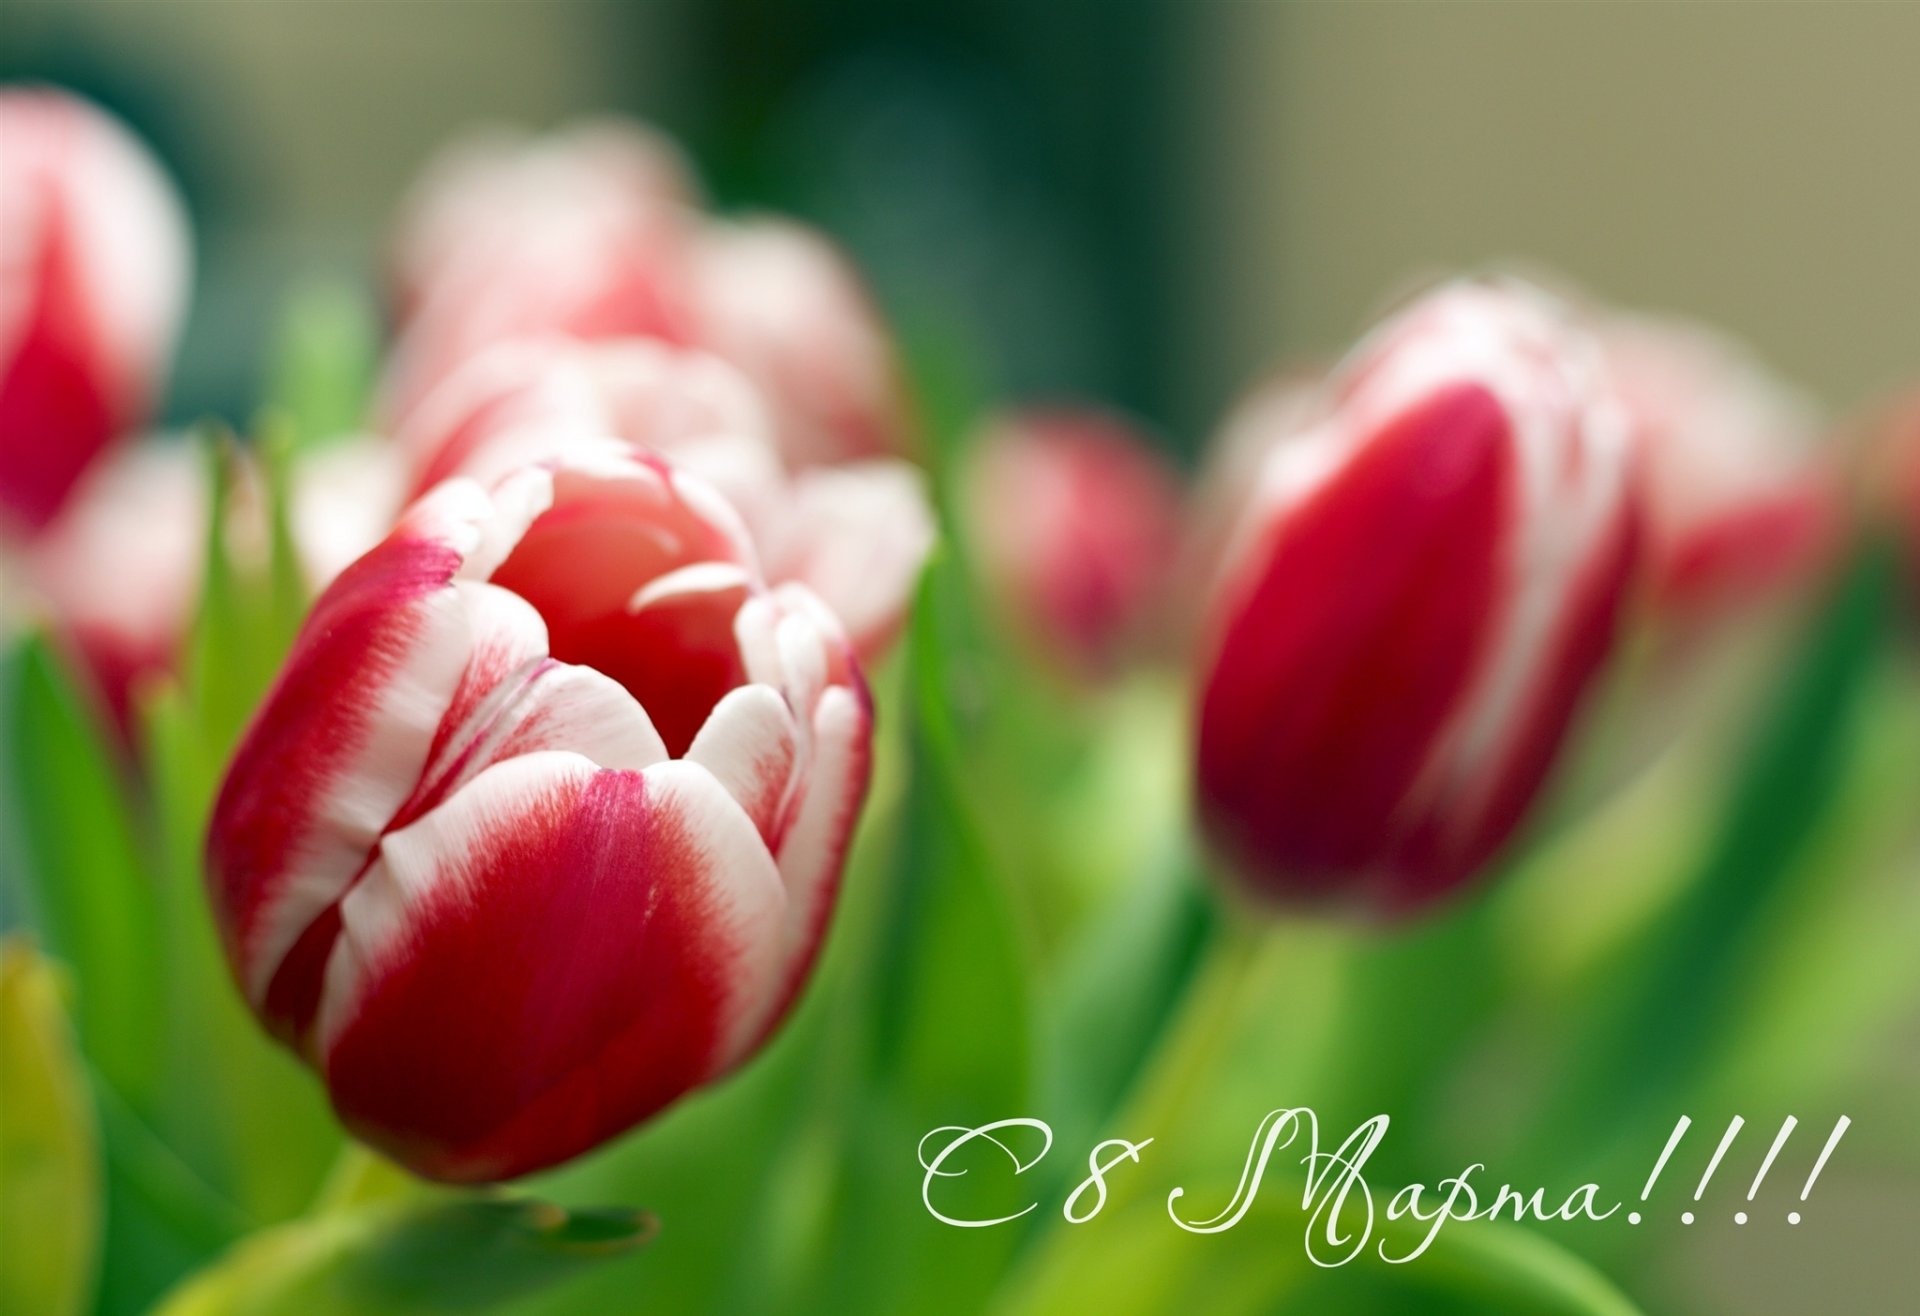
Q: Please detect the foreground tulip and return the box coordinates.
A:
[1195,280,1640,913]
[384,121,911,466]
[963,408,1184,675]
[0,88,191,538]
[1602,314,1838,623]
[206,450,871,1181]
[397,337,932,660]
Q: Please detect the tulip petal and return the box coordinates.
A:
[762,461,934,661]
[1197,383,1511,902]
[685,684,801,848]
[208,527,479,1012]
[755,684,871,1050]
[318,753,787,1183]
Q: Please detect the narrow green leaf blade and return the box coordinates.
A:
[2,636,161,1106]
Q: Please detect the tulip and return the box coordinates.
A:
[0,88,191,539]
[384,122,911,467]
[19,436,405,732]
[691,219,911,467]
[1601,314,1838,624]
[397,337,932,661]
[206,449,872,1182]
[962,408,1184,675]
[381,121,700,426]
[1194,280,1640,913]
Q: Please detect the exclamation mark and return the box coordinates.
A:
[1736,1116,1796,1224]
[1629,1116,1690,1225]
[1788,1116,1850,1225]
[1682,1116,1744,1224]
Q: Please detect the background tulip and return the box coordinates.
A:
[382,122,912,469]
[381,122,700,425]
[17,436,404,732]
[206,450,872,1182]
[397,337,932,661]
[963,408,1184,676]
[1601,313,1839,624]
[691,219,912,467]
[1194,280,1640,913]
[0,88,191,539]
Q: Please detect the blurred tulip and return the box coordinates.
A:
[398,337,932,660]
[19,442,202,729]
[1865,390,1920,602]
[0,88,191,539]
[963,408,1184,676]
[382,122,700,425]
[384,121,911,467]
[1602,314,1839,624]
[1195,280,1640,913]
[19,437,405,732]
[206,450,872,1182]
[692,219,912,466]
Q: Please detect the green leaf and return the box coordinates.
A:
[1037,834,1215,1161]
[264,279,377,451]
[873,551,1033,1121]
[0,940,102,1316]
[181,432,277,758]
[1527,538,1901,1162]
[138,678,342,1227]
[1,637,162,1108]
[150,1196,656,1316]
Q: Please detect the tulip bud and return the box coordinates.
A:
[206,450,872,1182]
[398,337,932,661]
[1601,314,1838,623]
[1195,280,1640,913]
[962,408,1184,676]
[0,89,191,538]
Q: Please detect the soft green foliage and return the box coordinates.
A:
[0,940,102,1316]
[150,1197,655,1316]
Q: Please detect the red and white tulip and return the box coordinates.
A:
[691,219,911,467]
[1194,280,1641,913]
[1602,314,1838,623]
[20,436,405,731]
[382,121,700,426]
[963,408,1184,675]
[397,337,932,661]
[0,88,190,539]
[383,121,911,468]
[206,449,872,1182]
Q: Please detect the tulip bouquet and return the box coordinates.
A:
[3,89,1917,1316]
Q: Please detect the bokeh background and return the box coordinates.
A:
[7,3,1917,1313]
[13,1,1917,449]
